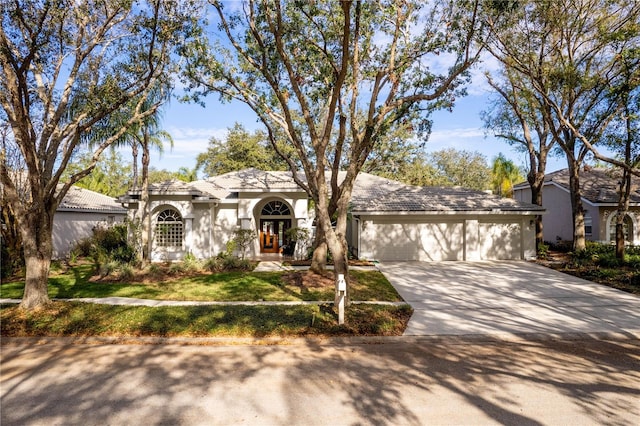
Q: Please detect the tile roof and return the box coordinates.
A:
[120,168,543,213]
[58,186,126,213]
[350,173,543,213]
[208,168,302,192]
[146,179,202,194]
[543,168,640,204]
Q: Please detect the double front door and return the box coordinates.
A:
[260,219,291,253]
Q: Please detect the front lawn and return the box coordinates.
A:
[0,264,403,302]
[1,263,411,338]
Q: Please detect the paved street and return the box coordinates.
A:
[2,337,639,425]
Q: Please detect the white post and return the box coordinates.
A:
[337,274,346,325]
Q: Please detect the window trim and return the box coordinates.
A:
[155,208,184,248]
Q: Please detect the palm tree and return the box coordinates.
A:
[81,85,172,262]
[491,154,524,198]
[116,89,173,262]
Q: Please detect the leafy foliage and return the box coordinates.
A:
[72,224,137,269]
[183,0,484,282]
[196,123,290,177]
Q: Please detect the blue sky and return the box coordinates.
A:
[153,90,568,176]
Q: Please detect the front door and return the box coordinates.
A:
[260,219,290,253]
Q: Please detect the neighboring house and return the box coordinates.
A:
[513,167,640,245]
[53,186,127,258]
[118,168,543,262]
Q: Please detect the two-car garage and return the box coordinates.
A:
[353,214,535,262]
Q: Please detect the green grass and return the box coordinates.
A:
[0,265,402,302]
[0,302,413,338]
[1,264,410,337]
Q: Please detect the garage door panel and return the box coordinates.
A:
[370,221,464,261]
[480,222,521,260]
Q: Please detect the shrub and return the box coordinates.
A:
[119,264,135,281]
[183,252,202,272]
[596,252,621,268]
[169,262,186,275]
[547,240,572,253]
[203,253,254,272]
[231,229,256,260]
[73,223,137,265]
[72,237,94,257]
[537,243,550,260]
[147,263,163,278]
[99,260,120,278]
[571,242,614,266]
[204,257,223,273]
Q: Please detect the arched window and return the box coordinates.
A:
[609,214,633,243]
[261,200,290,216]
[155,208,183,248]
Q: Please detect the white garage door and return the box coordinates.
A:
[479,221,522,260]
[368,220,465,261]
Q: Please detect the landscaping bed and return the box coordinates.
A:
[536,245,640,295]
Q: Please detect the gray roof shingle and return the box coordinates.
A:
[543,168,640,204]
[58,186,126,213]
[350,173,543,213]
[122,168,543,213]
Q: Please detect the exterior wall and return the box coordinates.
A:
[213,203,242,257]
[537,185,574,242]
[190,204,214,259]
[515,184,574,243]
[143,192,313,261]
[515,183,640,245]
[147,196,200,262]
[355,214,537,262]
[52,210,126,259]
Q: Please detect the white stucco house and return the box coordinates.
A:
[53,186,127,258]
[117,168,543,262]
[513,167,640,245]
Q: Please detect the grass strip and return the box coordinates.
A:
[1,302,412,338]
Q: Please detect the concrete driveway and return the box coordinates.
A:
[379,261,640,338]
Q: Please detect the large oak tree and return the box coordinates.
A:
[484,0,640,250]
[184,0,483,310]
[0,0,200,309]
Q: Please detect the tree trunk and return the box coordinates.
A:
[567,161,586,251]
[140,135,151,263]
[615,168,631,260]
[528,171,545,249]
[310,227,327,273]
[131,142,139,190]
[18,211,54,309]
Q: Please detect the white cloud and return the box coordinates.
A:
[148,126,229,171]
[428,127,485,143]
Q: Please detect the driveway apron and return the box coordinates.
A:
[379,261,640,338]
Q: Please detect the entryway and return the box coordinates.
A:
[259,219,291,254]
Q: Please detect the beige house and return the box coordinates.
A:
[53,186,127,258]
[513,168,640,245]
[118,168,542,262]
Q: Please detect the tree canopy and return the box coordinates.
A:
[183,0,484,310]
[0,0,200,309]
[483,0,640,250]
[196,123,289,177]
